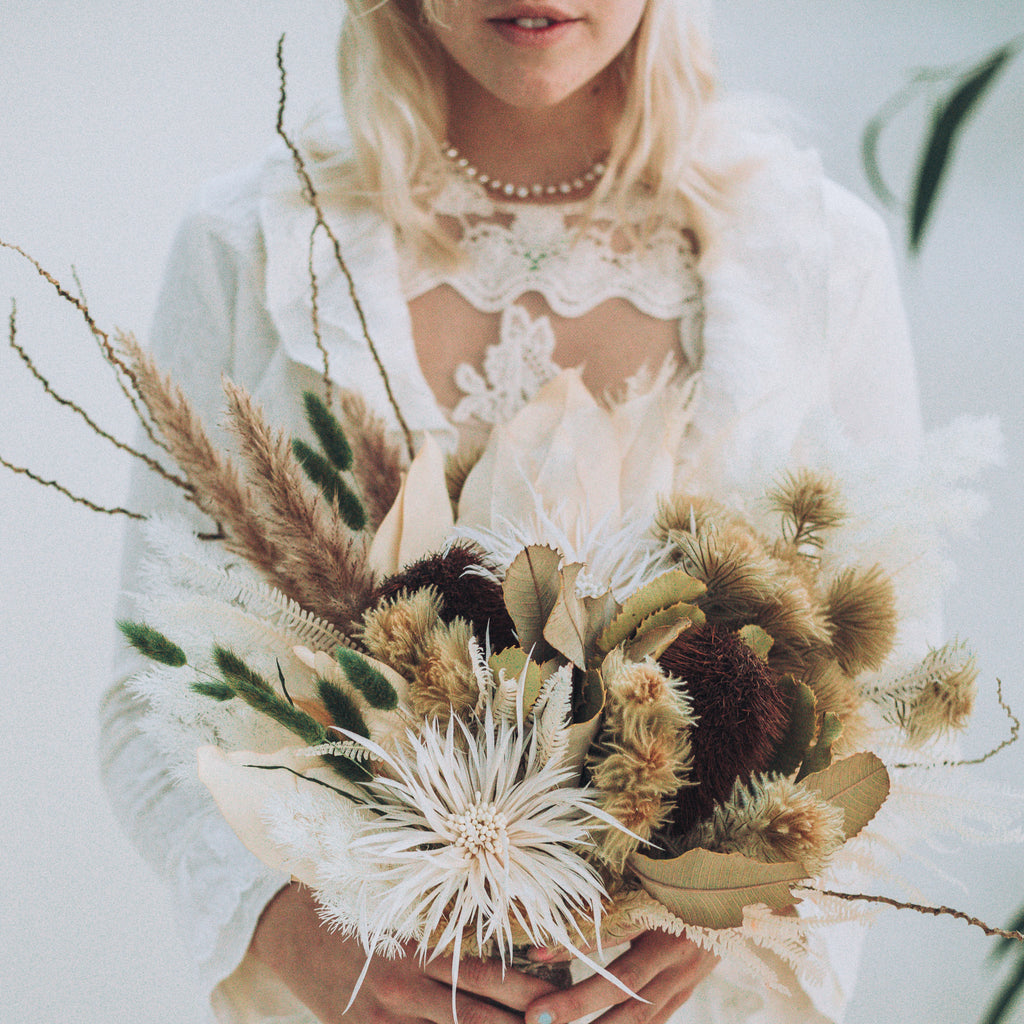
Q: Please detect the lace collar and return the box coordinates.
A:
[399,174,703,323]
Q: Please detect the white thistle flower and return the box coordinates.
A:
[320,694,638,1010]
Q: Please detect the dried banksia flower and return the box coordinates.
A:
[372,543,517,651]
[671,528,831,677]
[361,587,443,679]
[824,566,897,674]
[589,652,696,868]
[768,469,845,552]
[802,656,867,752]
[658,623,789,834]
[688,773,846,874]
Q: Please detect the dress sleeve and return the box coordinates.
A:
[97,170,294,1021]
[822,180,923,455]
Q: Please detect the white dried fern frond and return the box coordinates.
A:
[531,664,574,768]
[141,515,347,650]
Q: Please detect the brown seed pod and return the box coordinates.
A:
[372,542,518,652]
[658,622,789,835]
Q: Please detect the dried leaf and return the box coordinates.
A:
[797,713,844,780]
[629,848,805,929]
[801,751,890,839]
[626,603,703,662]
[766,676,817,777]
[599,570,706,653]
[503,546,562,659]
[544,564,589,667]
[738,624,774,661]
[488,647,545,713]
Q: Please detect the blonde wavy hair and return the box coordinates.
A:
[335,0,721,257]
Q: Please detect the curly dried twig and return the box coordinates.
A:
[306,222,332,404]
[894,678,1020,769]
[7,302,191,493]
[0,454,145,520]
[799,887,1024,942]
[275,36,415,460]
[0,238,167,453]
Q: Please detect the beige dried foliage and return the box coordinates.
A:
[361,587,443,678]
[445,438,486,505]
[673,527,831,676]
[825,566,897,674]
[653,493,750,542]
[802,658,869,753]
[689,773,846,875]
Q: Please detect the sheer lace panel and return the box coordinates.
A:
[400,174,704,425]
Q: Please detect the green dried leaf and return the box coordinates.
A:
[738,624,774,661]
[489,647,545,713]
[502,546,562,659]
[766,676,817,777]
[796,712,844,780]
[599,570,706,653]
[626,602,703,662]
[801,751,890,839]
[630,848,806,929]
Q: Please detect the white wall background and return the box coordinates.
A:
[1,2,1020,1022]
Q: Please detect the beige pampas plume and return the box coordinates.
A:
[222,379,373,633]
[333,388,405,531]
[120,332,280,575]
[689,773,846,875]
[589,651,696,869]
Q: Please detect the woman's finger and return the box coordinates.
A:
[524,942,664,1024]
[422,954,556,1012]
[525,932,714,1024]
[419,977,542,1024]
[528,927,644,964]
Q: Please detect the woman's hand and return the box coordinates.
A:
[523,930,718,1024]
[249,882,557,1024]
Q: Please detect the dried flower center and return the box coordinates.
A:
[447,791,509,858]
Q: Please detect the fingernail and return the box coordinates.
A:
[530,947,553,962]
[536,1013,554,1024]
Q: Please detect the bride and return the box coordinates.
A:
[101,2,922,1022]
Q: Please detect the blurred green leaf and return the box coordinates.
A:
[910,40,1020,251]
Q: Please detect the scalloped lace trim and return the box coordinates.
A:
[402,175,702,320]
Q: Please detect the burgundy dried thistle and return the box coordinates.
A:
[372,542,518,652]
[658,623,789,836]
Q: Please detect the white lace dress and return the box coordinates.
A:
[101,136,919,1023]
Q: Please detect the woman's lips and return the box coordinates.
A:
[488,15,580,47]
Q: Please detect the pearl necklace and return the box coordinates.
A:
[442,141,607,200]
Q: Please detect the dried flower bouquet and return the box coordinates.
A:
[2,51,1021,1003]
